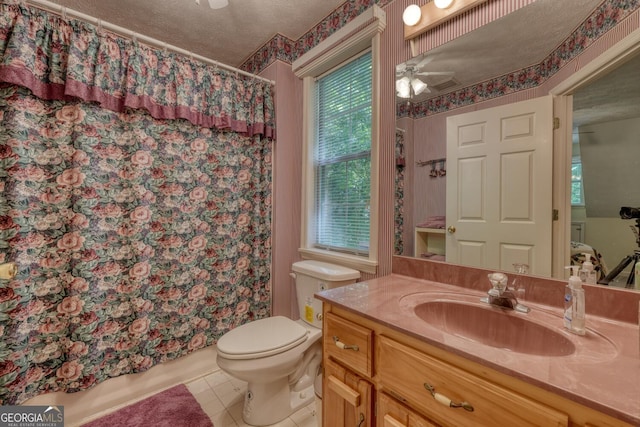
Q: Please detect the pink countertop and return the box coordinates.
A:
[316,274,640,425]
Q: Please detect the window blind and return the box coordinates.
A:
[314,52,372,255]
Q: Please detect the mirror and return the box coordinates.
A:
[570,54,640,287]
[394,0,640,289]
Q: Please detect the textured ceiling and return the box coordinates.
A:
[50,0,346,67]
[398,0,604,103]
[397,0,640,128]
[573,54,640,128]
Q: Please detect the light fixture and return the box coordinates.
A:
[410,78,428,95]
[404,0,488,40]
[396,76,429,98]
[434,0,454,8]
[402,4,422,26]
[195,0,229,9]
[396,76,411,98]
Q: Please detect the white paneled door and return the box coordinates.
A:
[446,96,553,276]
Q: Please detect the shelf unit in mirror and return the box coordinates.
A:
[414,228,445,260]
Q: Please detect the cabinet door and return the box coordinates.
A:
[324,359,373,427]
[378,392,439,427]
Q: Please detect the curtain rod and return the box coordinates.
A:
[24,0,275,85]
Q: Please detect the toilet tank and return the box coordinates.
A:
[291,260,360,329]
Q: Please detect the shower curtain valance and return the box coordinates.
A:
[0,2,275,138]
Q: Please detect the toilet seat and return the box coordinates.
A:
[217,316,309,360]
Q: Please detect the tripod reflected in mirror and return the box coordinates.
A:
[598,207,640,288]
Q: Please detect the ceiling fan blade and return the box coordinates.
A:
[415,71,455,76]
[413,55,433,70]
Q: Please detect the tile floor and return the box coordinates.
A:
[185,369,319,427]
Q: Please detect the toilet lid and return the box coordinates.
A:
[217,316,308,359]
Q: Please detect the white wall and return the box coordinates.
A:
[569,117,640,279]
[585,217,637,276]
[578,117,640,218]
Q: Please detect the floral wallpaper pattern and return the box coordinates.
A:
[240,0,393,75]
[234,0,636,119]
[398,0,640,118]
[0,2,273,405]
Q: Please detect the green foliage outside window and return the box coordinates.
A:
[315,52,372,254]
[571,161,584,205]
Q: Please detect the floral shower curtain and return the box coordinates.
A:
[0,2,274,404]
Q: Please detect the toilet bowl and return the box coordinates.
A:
[217,316,322,425]
[215,260,359,426]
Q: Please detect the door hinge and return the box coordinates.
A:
[553,209,559,221]
[553,117,560,129]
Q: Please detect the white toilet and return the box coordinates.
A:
[215,260,360,426]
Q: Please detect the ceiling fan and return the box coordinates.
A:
[396,56,454,99]
[195,0,229,9]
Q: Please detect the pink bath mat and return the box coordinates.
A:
[81,384,213,427]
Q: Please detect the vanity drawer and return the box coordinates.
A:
[324,312,373,377]
[377,335,568,427]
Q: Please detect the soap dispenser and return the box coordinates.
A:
[563,266,576,331]
[579,253,597,285]
[564,266,586,335]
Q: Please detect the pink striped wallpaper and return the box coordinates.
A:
[257,61,304,317]
[256,0,640,317]
[410,0,537,54]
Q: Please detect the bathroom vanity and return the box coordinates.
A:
[316,274,640,427]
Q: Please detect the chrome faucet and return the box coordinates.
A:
[481,272,530,313]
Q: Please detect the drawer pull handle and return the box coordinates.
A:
[333,336,359,351]
[357,413,365,427]
[424,382,474,412]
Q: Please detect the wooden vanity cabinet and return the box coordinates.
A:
[321,304,633,427]
[322,311,374,427]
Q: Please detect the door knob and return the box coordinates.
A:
[447,226,456,234]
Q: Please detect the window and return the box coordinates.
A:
[293,5,384,273]
[315,52,372,255]
[571,157,584,205]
